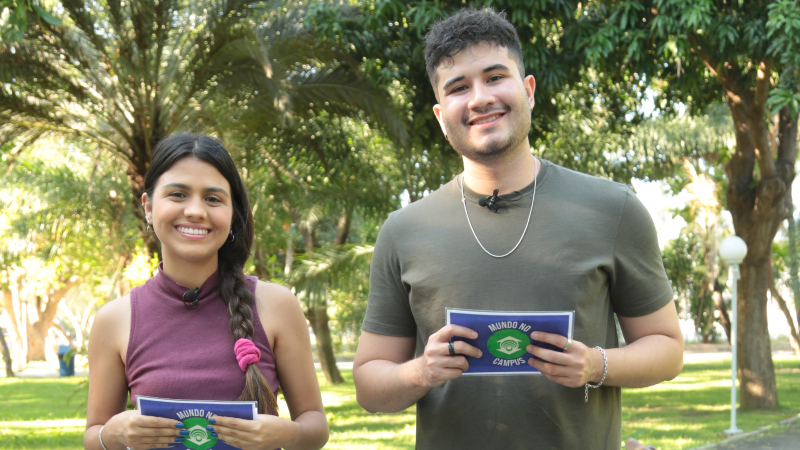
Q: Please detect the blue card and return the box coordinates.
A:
[446,308,574,375]
[137,396,257,450]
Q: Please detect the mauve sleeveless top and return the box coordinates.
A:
[126,263,280,410]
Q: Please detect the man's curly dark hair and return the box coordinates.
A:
[424,7,525,95]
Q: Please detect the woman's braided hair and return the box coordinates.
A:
[144,133,278,414]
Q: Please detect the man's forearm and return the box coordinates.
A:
[601,334,684,388]
[354,358,431,413]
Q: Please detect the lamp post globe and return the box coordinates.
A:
[720,236,747,264]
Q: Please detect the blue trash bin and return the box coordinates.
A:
[58,345,75,377]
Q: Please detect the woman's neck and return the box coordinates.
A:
[160,253,219,288]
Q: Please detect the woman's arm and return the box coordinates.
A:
[84,295,184,450]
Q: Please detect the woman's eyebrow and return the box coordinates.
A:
[160,183,230,198]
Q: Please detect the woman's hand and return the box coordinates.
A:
[208,414,290,450]
[104,410,186,450]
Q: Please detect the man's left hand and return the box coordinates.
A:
[526,331,602,388]
[208,414,285,450]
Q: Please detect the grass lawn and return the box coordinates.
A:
[621,355,800,449]
[0,357,798,449]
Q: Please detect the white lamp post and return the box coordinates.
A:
[719,235,747,435]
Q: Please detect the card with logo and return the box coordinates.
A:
[137,396,257,450]
[446,308,574,375]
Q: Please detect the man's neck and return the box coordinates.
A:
[461,149,539,195]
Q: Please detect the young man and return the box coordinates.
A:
[353,8,683,449]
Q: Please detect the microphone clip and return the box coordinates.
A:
[478,189,500,213]
[183,287,201,309]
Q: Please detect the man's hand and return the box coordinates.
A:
[417,324,482,387]
[526,331,602,388]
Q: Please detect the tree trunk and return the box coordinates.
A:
[737,259,778,409]
[283,206,344,385]
[0,328,14,377]
[308,305,343,384]
[25,319,48,362]
[25,281,76,362]
[253,244,270,280]
[723,92,795,409]
[711,280,732,344]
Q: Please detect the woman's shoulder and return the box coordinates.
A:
[95,294,132,325]
[90,294,132,351]
[253,279,298,311]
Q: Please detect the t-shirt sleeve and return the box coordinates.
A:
[610,189,674,317]
[361,214,417,337]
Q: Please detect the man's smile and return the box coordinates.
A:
[469,113,505,126]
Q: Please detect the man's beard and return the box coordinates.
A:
[444,100,531,162]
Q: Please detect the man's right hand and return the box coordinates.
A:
[417,324,482,387]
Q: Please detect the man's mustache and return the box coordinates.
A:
[462,104,512,126]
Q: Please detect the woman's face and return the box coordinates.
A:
[143,156,234,265]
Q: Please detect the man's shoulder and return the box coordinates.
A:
[542,160,630,206]
[545,160,628,194]
[383,179,458,228]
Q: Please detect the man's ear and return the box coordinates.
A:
[432,104,449,138]
[524,75,536,110]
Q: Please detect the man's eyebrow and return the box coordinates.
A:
[441,64,512,92]
[160,182,230,198]
[442,75,465,92]
[483,63,510,73]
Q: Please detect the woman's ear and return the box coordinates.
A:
[141,193,151,223]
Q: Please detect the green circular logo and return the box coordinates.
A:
[487,329,531,359]
[182,417,216,450]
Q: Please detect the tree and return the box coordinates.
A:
[588,0,800,409]
[0,138,137,362]
[238,111,401,384]
[1,0,406,258]
[0,0,62,43]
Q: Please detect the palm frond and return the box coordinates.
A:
[289,244,374,301]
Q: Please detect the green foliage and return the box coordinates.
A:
[0,139,138,290]
[662,231,720,342]
[328,288,367,352]
[0,0,63,44]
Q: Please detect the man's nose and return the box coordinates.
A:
[468,82,496,111]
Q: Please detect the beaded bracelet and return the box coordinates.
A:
[585,346,607,403]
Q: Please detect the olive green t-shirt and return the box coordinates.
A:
[362,159,673,449]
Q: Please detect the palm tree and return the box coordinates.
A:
[1,0,406,257]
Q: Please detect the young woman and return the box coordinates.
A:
[84,134,328,450]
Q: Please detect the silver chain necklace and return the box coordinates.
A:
[459,159,538,258]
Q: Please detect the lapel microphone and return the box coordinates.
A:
[478,189,500,213]
[182,287,202,309]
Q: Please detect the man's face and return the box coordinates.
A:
[432,43,535,163]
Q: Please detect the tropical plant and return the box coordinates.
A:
[588,0,800,409]
[0,0,62,43]
[0,138,138,363]
[1,0,407,259]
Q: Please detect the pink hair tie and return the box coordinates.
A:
[234,338,261,372]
